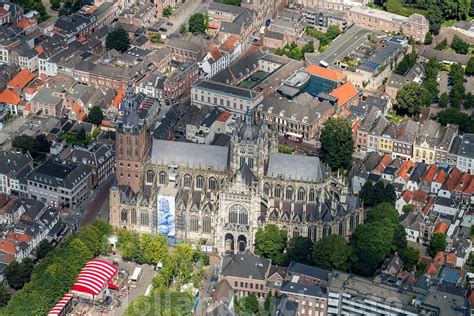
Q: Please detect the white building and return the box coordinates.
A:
[456,133,474,174]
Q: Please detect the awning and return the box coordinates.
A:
[48,293,73,316]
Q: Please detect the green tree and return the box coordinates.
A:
[402,247,420,271]
[36,239,53,259]
[50,0,60,10]
[426,5,444,35]
[351,221,396,276]
[85,105,104,125]
[402,204,415,214]
[451,35,469,54]
[254,224,287,265]
[286,237,313,265]
[434,38,447,50]
[359,181,376,208]
[12,134,38,154]
[243,293,259,314]
[76,127,86,142]
[221,0,241,5]
[188,13,208,33]
[366,203,399,226]
[35,134,51,153]
[162,6,172,17]
[106,27,130,53]
[439,92,449,108]
[424,32,433,45]
[179,24,187,34]
[464,93,474,110]
[394,52,417,75]
[427,233,447,257]
[0,284,11,308]
[320,117,354,169]
[396,82,429,114]
[5,258,34,290]
[264,291,272,310]
[313,235,350,271]
[436,108,474,133]
[466,57,474,76]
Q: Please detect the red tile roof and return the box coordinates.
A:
[16,18,32,29]
[423,164,437,184]
[330,81,358,107]
[216,111,231,122]
[111,88,125,109]
[422,196,435,215]
[454,173,471,192]
[402,190,413,203]
[463,177,474,195]
[304,65,346,82]
[209,47,222,61]
[434,222,449,234]
[433,168,447,184]
[0,239,17,254]
[373,154,391,174]
[6,231,32,243]
[412,190,427,203]
[8,70,35,90]
[0,7,8,15]
[0,89,20,105]
[396,160,415,182]
[445,167,462,191]
[220,35,239,52]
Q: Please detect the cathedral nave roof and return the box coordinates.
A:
[266,153,325,182]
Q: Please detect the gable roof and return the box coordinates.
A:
[396,160,415,181]
[304,65,346,82]
[7,69,35,90]
[330,81,358,107]
[0,88,20,105]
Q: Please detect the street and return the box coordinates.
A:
[79,175,115,228]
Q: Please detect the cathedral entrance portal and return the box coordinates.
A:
[237,235,247,252]
[225,233,234,253]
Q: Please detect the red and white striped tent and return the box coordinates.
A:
[48,293,73,316]
[71,259,118,299]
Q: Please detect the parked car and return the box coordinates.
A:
[159,27,167,32]
[166,22,173,26]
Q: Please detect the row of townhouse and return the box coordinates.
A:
[0,143,114,210]
[356,107,474,173]
[352,152,474,204]
[0,196,61,267]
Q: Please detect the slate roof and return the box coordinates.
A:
[266,153,326,182]
[151,139,229,172]
[287,261,329,281]
[221,251,270,280]
[280,281,327,298]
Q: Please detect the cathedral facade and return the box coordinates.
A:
[109,113,364,255]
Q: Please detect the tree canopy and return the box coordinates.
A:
[106,28,130,53]
[5,258,34,290]
[0,284,11,308]
[254,224,288,265]
[85,105,104,125]
[466,57,474,76]
[427,233,447,257]
[2,221,112,315]
[12,134,50,160]
[396,82,430,114]
[359,181,396,208]
[436,108,474,133]
[451,36,470,54]
[188,13,208,33]
[351,203,406,276]
[320,117,354,169]
[313,235,350,271]
[402,246,420,271]
[286,236,313,265]
[394,52,417,75]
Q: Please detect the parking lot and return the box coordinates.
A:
[0,116,59,150]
